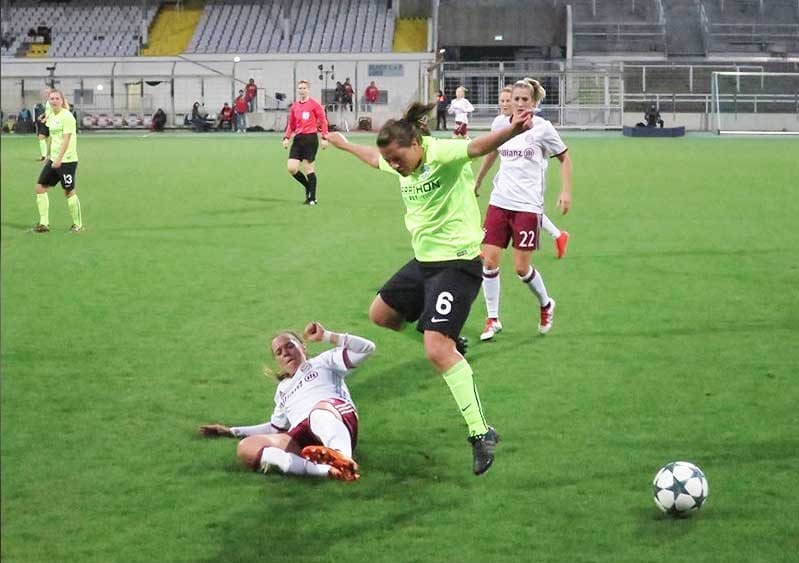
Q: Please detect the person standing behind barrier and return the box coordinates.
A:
[233,90,248,133]
[448,86,473,138]
[245,78,258,112]
[282,80,329,206]
[364,81,379,112]
[436,90,447,131]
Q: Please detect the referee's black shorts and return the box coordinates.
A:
[35,120,49,137]
[289,133,319,162]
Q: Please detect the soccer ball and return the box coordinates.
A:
[652,461,708,516]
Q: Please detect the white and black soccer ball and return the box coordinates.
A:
[652,461,708,516]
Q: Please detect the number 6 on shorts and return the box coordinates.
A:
[435,291,454,316]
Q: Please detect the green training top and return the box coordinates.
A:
[46,108,78,163]
[378,136,482,262]
[44,100,53,119]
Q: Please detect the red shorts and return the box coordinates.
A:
[454,121,468,136]
[287,398,359,449]
[482,204,541,250]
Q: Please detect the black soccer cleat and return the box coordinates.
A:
[468,426,499,476]
[455,335,468,356]
[29,223,50,233]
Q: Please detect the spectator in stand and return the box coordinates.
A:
[334,81,345,109]
[245,78,258,112]
[364,81,379,112]
[150,108,167,132]
[436,90,447,131]
[191,101,212,132]
[234,90,248,133]
[218,102,233,130]
[17,107,34,134]
[343,78,354,111]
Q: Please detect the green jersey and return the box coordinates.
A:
[45,100,53,119]
[379,136,483,262]
[46,108,78,162]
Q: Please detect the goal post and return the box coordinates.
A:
[711,71,799,135]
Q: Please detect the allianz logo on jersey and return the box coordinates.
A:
[278,370,319,408]
[499,146,538,160]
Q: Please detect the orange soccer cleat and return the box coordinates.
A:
[555,231,570,259]
[301,446,360,481]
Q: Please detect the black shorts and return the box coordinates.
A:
[37,161,78,191]
[378,258,483,340]
[289,133,319,162]
[36,121,49,137]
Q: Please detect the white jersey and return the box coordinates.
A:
[488,114,567,213]
[269,349,355,430]
[449,98,474,123]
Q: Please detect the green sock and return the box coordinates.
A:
[39,139,47,158]
[67,195,82,227]
[442,359,488,437]
[36,193,49,226]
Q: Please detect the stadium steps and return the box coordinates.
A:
[664,0,706,56]
[392,17,427,52]
[27,43,50,57]
[141,4,202,56]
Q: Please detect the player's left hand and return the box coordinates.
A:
[304,321,326,342]
[52,158,62,169]
[557,191,571,214]
[321,139,329,150]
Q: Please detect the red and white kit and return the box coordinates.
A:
[283,97,329,139]
[230,334,373,445]
[488,114,567,213]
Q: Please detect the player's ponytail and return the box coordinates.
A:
[376,102,435,148]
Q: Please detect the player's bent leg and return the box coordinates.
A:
[236,433,294,469]
[368,295,406,331]
[286,159,301,175]
[308,406,352,458]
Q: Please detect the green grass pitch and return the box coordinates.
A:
[1,131,798,563]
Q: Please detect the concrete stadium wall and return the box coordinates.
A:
[0,52,436,128]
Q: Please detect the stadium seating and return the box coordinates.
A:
[569,0,668,54]
[185,0,394,54]
[702,0,799,54]
[1,1,160,57]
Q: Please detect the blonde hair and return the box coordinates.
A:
[49,89,70,111]
[264,330,305,381]
[499,86,513,96]
[297,79,310,87]
[455,86,466,96]
[513,77,546,103]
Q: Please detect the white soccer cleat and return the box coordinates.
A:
[480,318,503,341]
[539,299,556,334]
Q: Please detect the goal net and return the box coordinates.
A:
[711,72,799,135]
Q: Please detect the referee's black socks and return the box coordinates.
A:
[307,173,317,202]
[292,172,310,199]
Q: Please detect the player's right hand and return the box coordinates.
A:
[199,424,233,437]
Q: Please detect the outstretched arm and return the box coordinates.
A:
[467,110,532,158]
[305,321,376,368]
[199,422,285,438]
[326,132,380,169]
